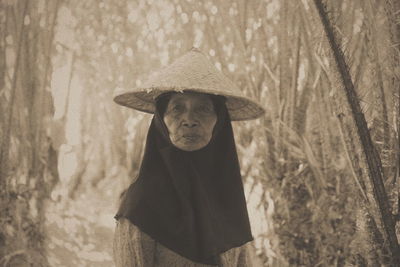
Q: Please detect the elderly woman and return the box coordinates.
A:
[113,48,265,266]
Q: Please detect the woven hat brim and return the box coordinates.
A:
[114,87,265,121]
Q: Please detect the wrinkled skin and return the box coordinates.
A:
[163,92,217,151]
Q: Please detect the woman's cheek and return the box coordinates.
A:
[170,122,179,134]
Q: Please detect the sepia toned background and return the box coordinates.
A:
[0,0,399,266]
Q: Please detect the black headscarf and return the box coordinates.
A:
[115,93,253,265]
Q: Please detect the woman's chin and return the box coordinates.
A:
[173,141,207,152]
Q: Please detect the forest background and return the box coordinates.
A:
[0,0,399,266]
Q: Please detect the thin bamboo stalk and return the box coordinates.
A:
[0,0,28,182]
[287,20,300,130]
[0,7,9,130]
[294,6,318,136]
[383,0,400,222]
[32,0,60,177]
[364,0,391,153]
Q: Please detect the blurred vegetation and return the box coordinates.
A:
[1,0,399,266]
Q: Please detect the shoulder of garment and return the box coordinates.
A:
[113,218,255,267]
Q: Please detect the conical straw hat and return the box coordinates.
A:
[113,48,265,121]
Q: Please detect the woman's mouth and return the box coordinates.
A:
[182,134,201,142]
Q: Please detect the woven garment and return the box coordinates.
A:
[113,218,253,267]
[113,47,265,121]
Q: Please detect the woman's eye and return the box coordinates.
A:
[171,105,183,112]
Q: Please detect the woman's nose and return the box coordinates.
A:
[183,121,198,128]
[182,111,198,128]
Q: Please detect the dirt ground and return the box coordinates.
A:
[45,185,117,267]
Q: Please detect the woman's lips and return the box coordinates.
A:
[182,134,200,141]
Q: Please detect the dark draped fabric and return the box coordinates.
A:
[115,94,253,265]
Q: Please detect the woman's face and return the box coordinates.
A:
[163,92,217,151]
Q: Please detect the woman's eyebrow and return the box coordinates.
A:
[197,100,213,107]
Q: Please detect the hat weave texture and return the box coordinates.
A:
[113,48,265,121]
